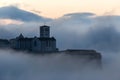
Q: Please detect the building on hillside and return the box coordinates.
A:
[0,25,102,67]
[10,25,58,53]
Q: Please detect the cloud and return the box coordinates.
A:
[0,49,101,80]
[0,11,120,52]
[81,22,120,52]
[50,13,120,52]
[0,49,119,80]
[0,6,52,22]
[0,11,120,80]
[0,22,40,39]
[64,12,95,17]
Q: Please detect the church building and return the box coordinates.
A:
[10,25,58,53]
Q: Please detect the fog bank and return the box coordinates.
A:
[0,49,119,80]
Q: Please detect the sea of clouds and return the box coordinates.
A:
[0,49,119,80]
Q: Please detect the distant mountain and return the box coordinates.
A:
[0,6,52,22]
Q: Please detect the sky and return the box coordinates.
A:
[0,0,120,18]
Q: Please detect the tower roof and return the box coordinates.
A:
[18,33,24,39]
[40,25,50,27]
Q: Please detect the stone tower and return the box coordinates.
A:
[40,25,50,38]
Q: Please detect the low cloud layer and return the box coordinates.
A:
[0,49,119,80]
[0,49,99,80]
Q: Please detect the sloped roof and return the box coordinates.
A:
[18,34,24,38]
[40,25,50,28]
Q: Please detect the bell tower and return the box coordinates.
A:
[40,25,50,38]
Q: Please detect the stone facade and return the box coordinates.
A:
[10,25,58,53]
